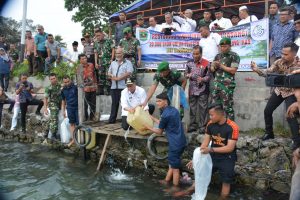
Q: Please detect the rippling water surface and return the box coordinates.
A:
[0,142,289,200]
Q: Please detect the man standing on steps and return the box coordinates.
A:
[210,38,240,121]
[251,43,299,142]
[61,75,78,147]
[16,73,44,133]
[107,47,133,124]
[34,25,48,74]
[44,73,61,139]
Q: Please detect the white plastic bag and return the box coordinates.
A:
[60,118,71,143]
[191,147,213,200]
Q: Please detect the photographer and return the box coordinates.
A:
[251,43,300,146]
[173,9,196,32]
[161,12,181,33]
[16,73,43,133]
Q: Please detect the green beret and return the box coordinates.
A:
[220,37,231,45]
[123,27,132,34]
[157,61,170,72]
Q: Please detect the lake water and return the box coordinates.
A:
[0,141,289,200]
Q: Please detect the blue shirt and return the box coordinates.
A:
[34,32,48,51]
[269,14,279,38]
[0,56,11,74]
[159,106,186,151]
[61,83,78,109]
[15,81,33,103]
[270,21,296,57]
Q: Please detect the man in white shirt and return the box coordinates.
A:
[173,9,196,32]
[209,9,232,30]
[64,41,79,65]
[237,6,258,25]
[147,17,162,32]
[120,78,155,130]
[161,12,181,33]
[199,26,222,62]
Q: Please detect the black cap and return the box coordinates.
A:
[72,41,79,46]
[295,14,300,23]
[214,6,223,13]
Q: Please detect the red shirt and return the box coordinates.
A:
[83,63,97,92]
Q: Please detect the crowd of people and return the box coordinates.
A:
[0,2,300,199]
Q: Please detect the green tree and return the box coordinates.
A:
[64,0,135,35]
[54,35,67,48]
[0,16,37,45]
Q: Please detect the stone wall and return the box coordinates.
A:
[7,71,288,131]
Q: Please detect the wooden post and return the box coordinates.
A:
[264,0,268,18]
[76,64,85,124]
[96,134,112,171]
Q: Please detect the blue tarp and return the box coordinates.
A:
[109,0,150,20]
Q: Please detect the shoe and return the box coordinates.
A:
[261,133,274,141]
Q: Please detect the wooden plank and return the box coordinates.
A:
[96,134,112,171]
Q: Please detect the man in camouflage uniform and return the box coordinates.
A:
[44,73,61,139]
[210,37,240,120]
[119,27,141,79]
[94,29,115,95]
[8,44,19,63]
[142,61,187,117]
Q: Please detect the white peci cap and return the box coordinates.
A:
[239,6,248,11]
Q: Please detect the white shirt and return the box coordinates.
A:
[147,24,162,32]
[173,16,196,32]
[199,33,222,62]
[161,22,181,32]
[63,50,79,64]
[120,86,149,116]
[237,15,258,25]
[209,17,233,30]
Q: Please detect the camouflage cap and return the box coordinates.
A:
[219,37,231,45]
[157,61,170,72]
[123,27,132,34]
[137,15,144,20]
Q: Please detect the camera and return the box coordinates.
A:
[164,28,172,35]
[265,73,300,88]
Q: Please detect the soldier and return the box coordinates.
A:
[210,37,240,120]
[8,44,19,63]
[43,73,61,139]
[119,27,141,79]
[94,29,115,95]
[133,15,148,36]
[142,61,187,118]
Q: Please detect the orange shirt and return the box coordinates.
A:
[25,38,35,54]
[83,63,97,92]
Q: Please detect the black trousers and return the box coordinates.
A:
[122,104,155,130]
[0,99,15,127]
[109,89,122,123]
[264,92,300,146]
[20,99,43,131]
[33,50,47,73]
[0,73,9,92]
[84,91,96,120]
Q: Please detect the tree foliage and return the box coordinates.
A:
[54,35,67,48]
[64,0,135,35]
[0,16,37,44]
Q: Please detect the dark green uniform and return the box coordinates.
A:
[198,19,212,30]
[212,51,240,120]
[9,49,19,63]
[44,83,61,137]
[94,38,115,94]
[119,37,140,79]
[153,70,184,91]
